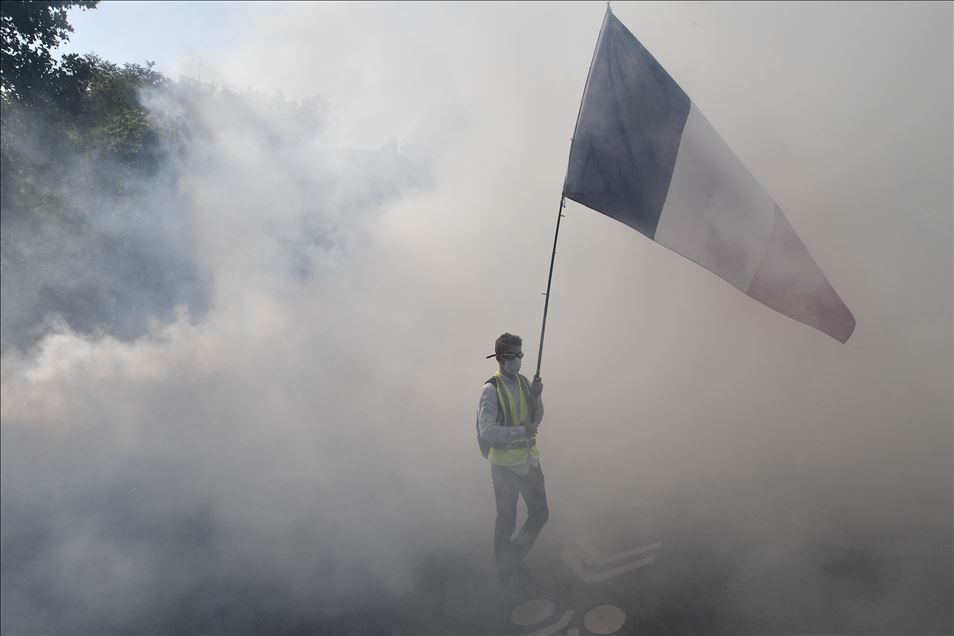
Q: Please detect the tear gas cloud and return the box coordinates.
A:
[1,2,951,633]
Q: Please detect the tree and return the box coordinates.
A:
[0,0,99,102]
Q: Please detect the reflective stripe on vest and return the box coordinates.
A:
[494,370,528,428]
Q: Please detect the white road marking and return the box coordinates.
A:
[583,604,626,635]
[561,539,662,583]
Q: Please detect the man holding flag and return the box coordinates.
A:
[477,333,547,597]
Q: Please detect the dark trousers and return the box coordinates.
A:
[491,462,549,581]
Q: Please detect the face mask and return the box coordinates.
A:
[502,358,521,376]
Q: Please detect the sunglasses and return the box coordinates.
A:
[498,352,524,360]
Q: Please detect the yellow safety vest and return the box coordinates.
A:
[487,371,541,466]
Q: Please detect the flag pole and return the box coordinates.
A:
[534,5,612,380]
[533,194,566,380]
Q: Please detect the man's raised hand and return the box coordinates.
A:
[530,375,543,400]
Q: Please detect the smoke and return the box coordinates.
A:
[1,69,480,631]
[2,2,952,634]
[0,100,210,349]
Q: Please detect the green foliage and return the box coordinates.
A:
[1,0,324,221]
[0,1,336,349]
[1,3,189,348]
[1,0,99,102]
[2,55,172,217]
[70,56,168,168]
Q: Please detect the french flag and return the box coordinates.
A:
[564,8,855,343]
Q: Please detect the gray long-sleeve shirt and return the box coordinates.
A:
[477,372,544,474]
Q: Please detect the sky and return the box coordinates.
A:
[58,1,243,81]
[6,1,953,633]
